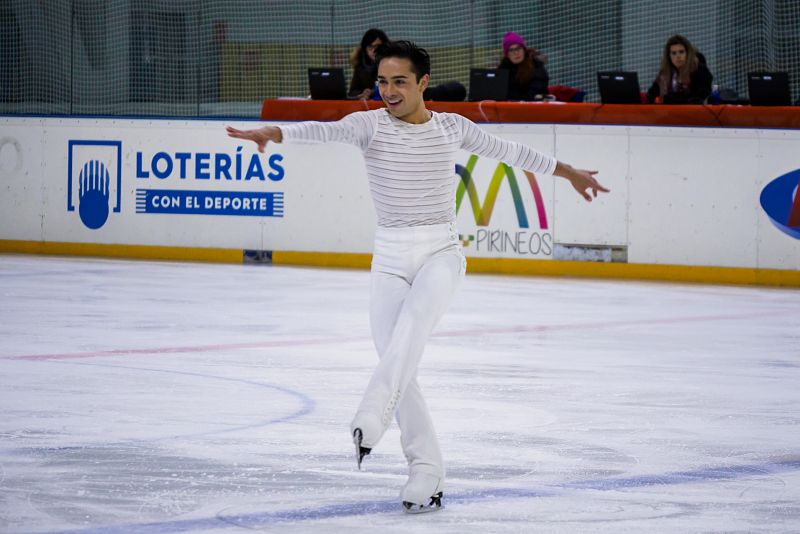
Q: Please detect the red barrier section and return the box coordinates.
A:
[261,99,800,128]
[716,105,800,129]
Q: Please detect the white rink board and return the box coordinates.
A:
[1,118,376,253]
[553,124,629,247]
[627,127,761,268]
[0,116,798,271]
[0,120,46,241]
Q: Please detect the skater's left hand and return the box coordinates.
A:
[554,162,610,202]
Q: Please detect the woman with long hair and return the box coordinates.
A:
[349,28,389,100]
[497,32,549,101]
[647,35,713,104]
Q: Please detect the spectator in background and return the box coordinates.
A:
[647,35,713,104]
[497,32,550,101]
[349,28,388,100]
[350,28,465,102]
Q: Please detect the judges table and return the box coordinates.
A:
[261,99,800,128]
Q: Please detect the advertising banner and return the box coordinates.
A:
[1,117,798,275]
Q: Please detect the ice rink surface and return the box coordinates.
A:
[1,254,799,533]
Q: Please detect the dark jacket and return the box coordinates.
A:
[498,54,549,101]
[348,61,377,98]
[646,53,713,104]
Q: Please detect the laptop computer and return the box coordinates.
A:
[469,69,509,101]
[748,72,791,106]
[308,68,346,100]
[597,71,641,104]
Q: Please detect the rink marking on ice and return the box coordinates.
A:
[44,457,800,533]
[7,336,369,362]
[41,360,316,444]
[432,310,791,338]
[6,310,786,362]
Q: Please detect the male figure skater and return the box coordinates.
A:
[226,40,609,513]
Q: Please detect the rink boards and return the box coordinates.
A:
[0,116,798,286]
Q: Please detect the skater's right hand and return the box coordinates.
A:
[225,125,283,153]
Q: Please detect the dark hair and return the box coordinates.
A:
[350,28,389,68]
[374,40,431,81]
[506,49,541,86]
[360,29,389,53]
[657,34,699,95]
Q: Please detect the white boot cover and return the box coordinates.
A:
[401,471,444,509]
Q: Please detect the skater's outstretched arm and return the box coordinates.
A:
[225,125,282,153]
[454,113,610,202]
[552,161,609,202]
[226,111,378,153]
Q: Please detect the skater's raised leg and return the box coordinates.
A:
[352,245,462,449]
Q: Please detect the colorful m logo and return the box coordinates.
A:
[455,154,548,229]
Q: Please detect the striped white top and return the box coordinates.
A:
[280,109,556,228]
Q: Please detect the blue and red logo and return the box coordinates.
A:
[760,169,800,240]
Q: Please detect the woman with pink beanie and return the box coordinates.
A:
[498,31,550,101]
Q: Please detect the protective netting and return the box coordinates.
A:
[1,0,798,116]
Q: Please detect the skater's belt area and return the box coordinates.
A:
[260,100,800,129]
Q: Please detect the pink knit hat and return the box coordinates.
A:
[502,32,527,56]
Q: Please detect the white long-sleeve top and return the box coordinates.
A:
[280,109,556,228]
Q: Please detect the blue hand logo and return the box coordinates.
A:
[78,160,111,229]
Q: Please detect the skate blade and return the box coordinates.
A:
[402,502,444,514]
[352,428,371,470]
[402,492,443,514]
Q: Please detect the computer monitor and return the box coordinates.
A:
[748,72,791,106]
[468,69,509,101]
[597,71,641,104]
[308,68,347,100]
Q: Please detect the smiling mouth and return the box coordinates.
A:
[385,98,402,106]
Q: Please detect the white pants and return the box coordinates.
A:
[351,222,466,480]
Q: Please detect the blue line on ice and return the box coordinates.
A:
[43,361,317,446]
[45,457,800,533]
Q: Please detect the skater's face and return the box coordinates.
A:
[377,57,429,123]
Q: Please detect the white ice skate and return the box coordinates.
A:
[401,472,444,514]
